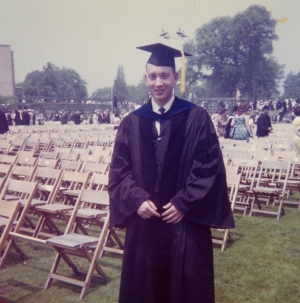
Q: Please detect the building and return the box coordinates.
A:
[0,45,15,97]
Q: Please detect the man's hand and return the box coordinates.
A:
[137,200,160,219]
[268,127,272,131]
[162,202,184,224]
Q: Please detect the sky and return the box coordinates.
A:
[0,0,299,95]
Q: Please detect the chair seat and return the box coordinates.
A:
[62,189,81,196]
[75,208,108,219]
[4,195,20,201]
[38,184,54,192]
[19,198,47,207]
[36,204,74,214]
[46,233,98,249]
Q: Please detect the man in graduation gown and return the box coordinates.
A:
[22,107,30,126]
[256,105,272,138]
[108,43,234,303]
[0,109,9,134]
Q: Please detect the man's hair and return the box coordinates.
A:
[145,64,176,75]
[220,108,228,115]
[262,105,270,111]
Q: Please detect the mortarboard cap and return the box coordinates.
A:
[137,43,192,69]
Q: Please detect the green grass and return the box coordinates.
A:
[1,205,300,303]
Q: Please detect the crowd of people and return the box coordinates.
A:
[49,109,122,126]
[0,106,126,134]
[211,98,300,142]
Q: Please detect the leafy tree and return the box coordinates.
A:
[91,87,111,100]
[113,65,128,109]
[184,5,284,99]
[284,72,300,98]
[127,76,149,104]
[22,62,88,100]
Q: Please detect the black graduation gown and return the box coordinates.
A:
[108,97,234,303]
[0,110,9,134]
[256,113,271,137]
[22,111,30,126]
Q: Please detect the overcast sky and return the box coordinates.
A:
[0,0,299,95]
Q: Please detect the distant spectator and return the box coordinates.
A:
[73,111,81,125]
[216,109,228,138]
[0,109,9,134]
[256,105,272,138]
[5,111,13,126]
[37,111,45,125]
[230,103,253,141]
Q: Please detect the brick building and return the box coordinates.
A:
[0,45,15,97]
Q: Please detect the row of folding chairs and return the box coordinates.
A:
[213,158,300,252]
[0,170,123,299]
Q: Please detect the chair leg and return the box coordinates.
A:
[45,253,61,289]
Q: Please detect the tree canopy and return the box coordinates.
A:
[184,5,284,100]
[21,62,88,100]
[284,72,300,98]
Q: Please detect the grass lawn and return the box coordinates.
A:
[1,205,299,303]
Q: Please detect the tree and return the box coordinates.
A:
[22,62,88,100]
[284,72,300,98]
[184,5,284,99]
[127,76,149,104]
[91,87,111,100]
[113,65,128,109]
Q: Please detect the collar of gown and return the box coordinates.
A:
[151,95,175,114]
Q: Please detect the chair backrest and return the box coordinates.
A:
[39,151,58,159]
[256,161,290,192]
[80,189,110,207]
[58,152,79,161]
[61,171,90,189]
[0,178,38,199]
[88,173,108,190]
[35,158,59,168]
[0,164,12,178]
[81,162,108,174]
[80,154,101,164]
[16,156,37,167]
[0,142,11,155]
[8,165,36,182]
[0,155,17,165]
[60,160,82,172]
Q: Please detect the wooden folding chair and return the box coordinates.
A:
[88,174,124,256]
[35,158,59,169]
[0,179,38,268]
[212,174,240,252]
[45,189,110,299]
[10,168,63,241]
[0,200,21,267]
[250,161,290,220]
[34,171,90,238]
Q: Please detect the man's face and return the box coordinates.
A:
[264,109,269,114]
[145,64,178,104]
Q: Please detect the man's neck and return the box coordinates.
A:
[152,96,174,108]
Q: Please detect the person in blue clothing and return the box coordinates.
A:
[231,103,253,140]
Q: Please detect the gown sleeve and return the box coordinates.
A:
[170,111,234,229]
[108,117,151,228]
